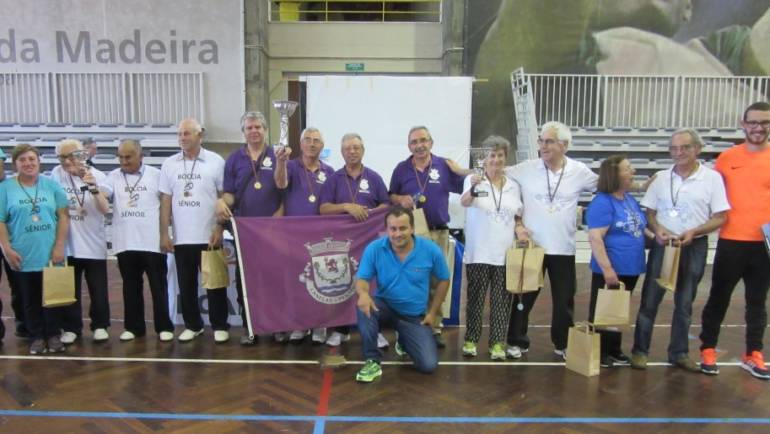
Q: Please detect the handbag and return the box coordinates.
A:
[413,208,430,237]
[42,260,76,307]
[566,322,600,377]
[592,281,631,326]
[505,240,545,294]
[655,239,681,292]
[201,248,230,289]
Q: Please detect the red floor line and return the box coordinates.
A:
[316,348,336,417]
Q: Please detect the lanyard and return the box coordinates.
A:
[16,177,40,215]
[344,166,365,204]
[545,159,566,203]
[122,166,145,201]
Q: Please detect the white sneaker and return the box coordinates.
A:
[159,331,174,342]
[178,328,204,342]
[325,331,350,347]
[60,331,78,345]
[506,345,523,359]
[93,328,109,342]
[312,328,327,344]
[554,348,567,361]
[274,332,289,343]
[119,331,136,342]
[289,330,309,341]
[377,333,389,349]
[214,330,230,343]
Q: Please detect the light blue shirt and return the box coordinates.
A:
[356,235,450,317]
[0,176,69,271]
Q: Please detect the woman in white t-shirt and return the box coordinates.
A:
[460,136,523,360]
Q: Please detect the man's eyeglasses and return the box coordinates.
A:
[744,120,770,129]
[668,144,695,152]
[409,137,431,146]
[537,138,563,146]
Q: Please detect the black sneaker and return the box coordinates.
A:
[609,352,631,366]
[600,355,614,368]
[29,339,46,355]
[47,335,65,353]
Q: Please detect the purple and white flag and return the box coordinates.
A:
[232,209,386,335]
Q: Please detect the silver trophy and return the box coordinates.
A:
[470,147,493,197]
[272,100,299,152]
[71,149,92,191]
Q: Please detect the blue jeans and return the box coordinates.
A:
[633,236,707,362]
[357,297,438,374]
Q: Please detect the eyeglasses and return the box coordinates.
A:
[302,137,323,145]
[745,120,770,129]
[668,144,695,152]
[409,137,431,146]
[537,138,563,146]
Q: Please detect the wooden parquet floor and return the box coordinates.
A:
[1,262,769,433]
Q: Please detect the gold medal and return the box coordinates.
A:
[418,195,427,203]
[127,201,136,208]
[254,181,262,190]
[308,194,317,203]
[31,214,40,222]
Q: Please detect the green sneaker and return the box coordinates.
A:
[356,359,382,383]
[490,343,506,360]
[462,341,478,357]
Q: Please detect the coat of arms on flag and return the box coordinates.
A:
[300,238,358,304]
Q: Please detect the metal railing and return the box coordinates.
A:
[269,0,441,22]
[0,72,204,125]
[524,73,770,129]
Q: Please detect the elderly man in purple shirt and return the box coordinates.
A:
[389,125,468,347]
[275,126,335,344]
[216,111,284,345]
[319,132,390,347]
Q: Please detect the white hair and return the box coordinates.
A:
[540,121,572,145]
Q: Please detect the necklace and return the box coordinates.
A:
[544,159,566,213]
[182,155,197,197]
[248,145,267,190]
[411,157,432,205]
[344,166,364,204]
[668,163,698,218]
[122,167,145,208]
[67,174,87,216]
[17,177,41,222]
[301,159,320,203]
[487,173,505,214]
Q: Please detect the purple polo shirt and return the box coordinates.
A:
[389,154,464,227]
[283,159,336,216]
[223,145,282,217]
[318,166,390,209]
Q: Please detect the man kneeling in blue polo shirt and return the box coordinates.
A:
[354,205,450,382]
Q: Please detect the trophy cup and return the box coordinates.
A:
[470,147,493,197]
[71,149,92,191]
[272,100,299,153]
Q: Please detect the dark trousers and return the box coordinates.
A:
[117,251,174,335]
[16,271,62,339]
[700,239,770,353]
[0,252,25,339]
[174,244,229,331]
[507,254,577,350]
[588,273,638,357]
[61,257,110,334]
[633,237,707,362]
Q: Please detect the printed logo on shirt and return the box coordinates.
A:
[359,179,370,192]
[120,210,146,218]
[124,185,148,192]
[18,197,48,205]
[177,199,201,207]
[317,172,327,183]
[263,157,273,168]
[24,223,52,233]
[429,168,441,183]
[178,173,202,180]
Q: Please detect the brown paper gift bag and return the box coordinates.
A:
[413,208,430,237]
[566,322,600,377]
[201,248,229,289]
[655,240,680,292]
[592,281,630,326]
[43,260,76,307]
[505,241,545,294]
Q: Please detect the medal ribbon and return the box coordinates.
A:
[16,177,40,216]
[545,159,566,206]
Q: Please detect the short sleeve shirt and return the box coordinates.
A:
[49,165,112,259]
[713,143,770,241]
[105,165,162,254]
[356,236,450,317]
[641,163,730,236]
[506,157,598,255]
[0,176,69,271]
[159,148,224,245]
[586,192,647,276]
[223,146,282,217]
[283,159,335,216]
[318,166,390,209]
[389,154,464,228]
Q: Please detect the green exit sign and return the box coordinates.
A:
[345,63,365,72]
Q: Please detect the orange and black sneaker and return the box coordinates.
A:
[700,348,719,375]
[741,351,770,380]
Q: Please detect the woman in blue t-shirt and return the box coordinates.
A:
[0,144,70,355]
[586,155,647,368]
